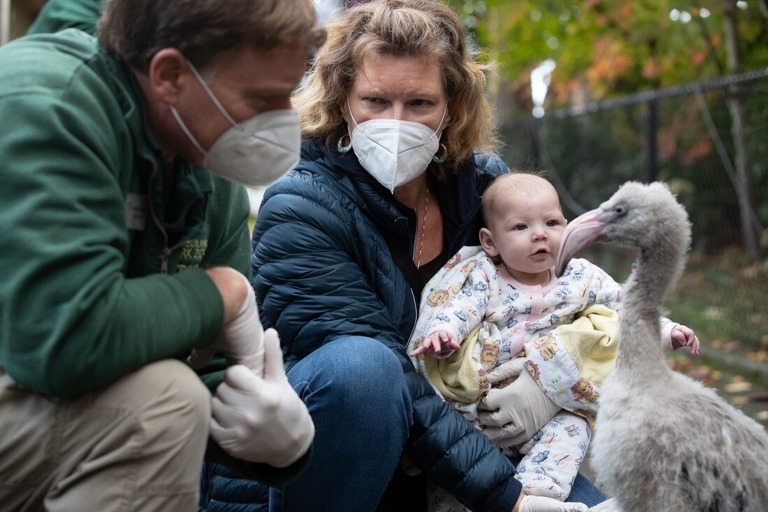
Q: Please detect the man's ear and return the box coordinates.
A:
[147,48,187,105]
[479,227,498,257]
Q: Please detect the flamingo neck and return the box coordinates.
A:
[614,248,677,379]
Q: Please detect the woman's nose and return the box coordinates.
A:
[390,104,406,121]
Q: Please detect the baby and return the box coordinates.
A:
[409,172,699,508]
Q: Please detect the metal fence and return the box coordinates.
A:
[499,69,768,267]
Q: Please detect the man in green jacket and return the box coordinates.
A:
[0,1,325,510]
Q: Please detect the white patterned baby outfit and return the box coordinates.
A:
[409,246,678,509]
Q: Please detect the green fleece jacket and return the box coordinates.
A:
[0,28,248,396]
[0,22,308,484]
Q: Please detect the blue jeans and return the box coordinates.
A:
[270,336,413,511]
[564,473,605,506]
[201,336,605,511]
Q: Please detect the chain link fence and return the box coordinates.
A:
[500,69,768,263]
[499,71,768,351]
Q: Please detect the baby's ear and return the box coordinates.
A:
[479,227,498,257]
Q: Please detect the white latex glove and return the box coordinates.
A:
[210,328,314,467]
[477,358,561,448]
[188,272,265,376]
[586,498,622,512]
[519,495,588,512]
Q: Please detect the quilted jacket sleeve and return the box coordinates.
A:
[198,463,269,512]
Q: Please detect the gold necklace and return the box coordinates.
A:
[416,187,430,268]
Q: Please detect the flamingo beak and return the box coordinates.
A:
[556,208,609,276]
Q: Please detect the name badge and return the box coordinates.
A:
[125,193,148,231]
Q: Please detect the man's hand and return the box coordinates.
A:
[189,268,265,375]
[477,358,560,448]
[210,329,314,467]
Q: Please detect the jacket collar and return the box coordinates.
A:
[113,54,213,243]
[301,139,483,247]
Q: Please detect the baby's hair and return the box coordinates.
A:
[481,170,556,226]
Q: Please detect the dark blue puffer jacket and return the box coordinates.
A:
[247,139,523,512]
[199,463,268,512]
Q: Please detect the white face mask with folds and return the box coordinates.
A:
[170,61,301,187]
[347,105,446,193]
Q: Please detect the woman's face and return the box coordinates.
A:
[342,52,449,131]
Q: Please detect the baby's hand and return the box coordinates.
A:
[410,329,460,357]
[672,324,700,355]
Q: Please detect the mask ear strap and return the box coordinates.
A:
[186,60,239,128]
[436,105,448,134]
[346,102,360,129]
[431,106,449,163]
[170,106,207,156]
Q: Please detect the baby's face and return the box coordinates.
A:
[486,187,566,285]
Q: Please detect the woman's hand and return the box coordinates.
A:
[477,359,560,448]
[515,494,588,512]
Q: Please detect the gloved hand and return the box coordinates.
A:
[519,495,588,512]
[586,498,622,511]
[210,328,314,467]
[188,271,265,376]
[477,358,561,448]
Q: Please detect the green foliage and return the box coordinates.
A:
[447,0,768,108]
[500,77,768,255]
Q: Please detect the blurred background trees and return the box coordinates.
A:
[447,0,768,262]
[448,0,768,109]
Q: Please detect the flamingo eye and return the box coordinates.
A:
[614,205,626,216]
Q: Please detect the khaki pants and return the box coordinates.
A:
[0,359,211,512]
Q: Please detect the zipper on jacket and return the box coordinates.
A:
[159,247,171,274]
[146,160,190,274]
[406,287,419,342]
[158,239,191,274]
[407,205,421,340]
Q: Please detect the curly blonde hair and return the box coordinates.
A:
[293,0,498,175]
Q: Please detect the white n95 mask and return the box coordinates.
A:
[348,106,446,193]
[171,61,301,187]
